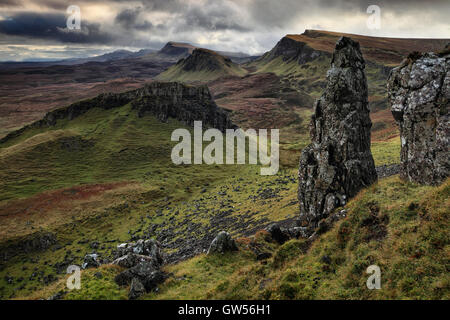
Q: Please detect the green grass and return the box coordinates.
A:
[0,103,253,202]
[29,177,449,300]
[141,177,449,300]
[0,101,299,299]
[371,137,401,166]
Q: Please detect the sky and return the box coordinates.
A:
[0,0,449,61]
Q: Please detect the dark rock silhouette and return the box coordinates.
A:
[388,50,449,185]
[298,37,377,234]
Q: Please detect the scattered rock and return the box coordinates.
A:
[207,231,238,254]
[388,50,449,185]
[298,37,377,235]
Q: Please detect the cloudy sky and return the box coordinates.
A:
[0,0,449,61]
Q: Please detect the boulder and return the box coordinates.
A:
[115,239,163,267]
[387,50,449,185]
[128,278,146,300]
[266,224,290,244]
[207,231,238,254]
[114,260,167,291]
[82,253,100,269]
[298,37,377,234]
[112,253,158,269]
[113,240,168,298]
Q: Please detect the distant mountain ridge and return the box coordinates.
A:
[284,30,449,66]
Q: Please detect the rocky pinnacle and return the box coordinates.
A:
[298,37,377,232]
[388,49,449,185]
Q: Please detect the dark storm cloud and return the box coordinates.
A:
[0,0,21,6]
[115,7,153,30]
[178,5,250,32]
[0,12,114,44]
[0,0,448,61]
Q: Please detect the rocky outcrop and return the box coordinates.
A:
[113,240,167,299]
[262,36,326,65]
[0,82,235,144]
[298,37,377,234]
[207,231,238,254]
[131,82,235,130]
[388,50,449,185]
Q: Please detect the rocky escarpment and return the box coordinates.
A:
[260,35,326,65]
[0,82,235,144]
[388,49,449,185]
[298,37,377,234]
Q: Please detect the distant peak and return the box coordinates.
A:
[159,41,195,55]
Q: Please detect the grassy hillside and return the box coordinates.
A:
[0,90,403,299]
[22,176,449,300]
[0,99,294,299]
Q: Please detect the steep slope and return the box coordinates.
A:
[156,49,247,82]
[22,176,450,300]
[146,176,449,300]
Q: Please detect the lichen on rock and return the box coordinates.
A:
[298,37,377,234]
[388,50,449,185]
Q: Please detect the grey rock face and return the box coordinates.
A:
[298,37,377,232]
[207,231,238,254]
[388,51,449,185]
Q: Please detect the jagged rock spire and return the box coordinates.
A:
[298,37,377,233]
